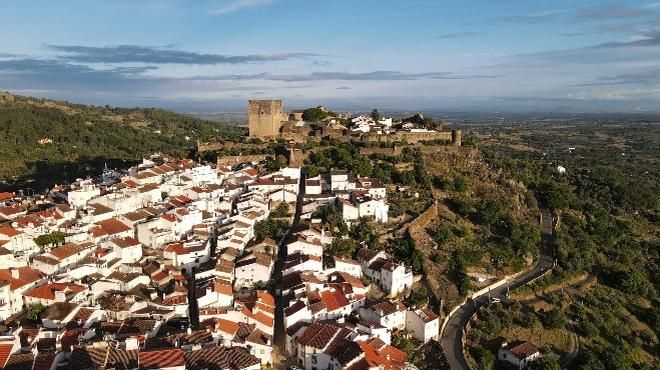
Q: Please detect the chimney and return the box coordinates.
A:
[125,337,139,351]
[10,268,19,279]
[54,290,67,303]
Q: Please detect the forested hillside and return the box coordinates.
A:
[0,92,245,190]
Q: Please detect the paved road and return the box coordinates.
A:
[440,209,555,370]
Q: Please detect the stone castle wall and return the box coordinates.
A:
[358,146,403,156]
[217,154,271,166]
[361,131,458,145]
[408,203,439,234]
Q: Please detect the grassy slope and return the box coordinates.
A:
[0,92,246,190]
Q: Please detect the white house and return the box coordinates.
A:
[234,252,273,289]
[405,308,440,343]
[342,196,389,224]
[498,341,542,369]
[359,299,407,331]
[286,236,323,257]
[109,236,143,263]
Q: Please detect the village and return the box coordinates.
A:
[0,134,445,370]
[0,99,552,370]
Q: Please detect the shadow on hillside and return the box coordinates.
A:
[1,156,140,193]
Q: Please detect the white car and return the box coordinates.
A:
[489,297,501,304]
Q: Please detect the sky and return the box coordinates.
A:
[1,0,659,112]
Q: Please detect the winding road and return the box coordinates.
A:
[440,209,555,370]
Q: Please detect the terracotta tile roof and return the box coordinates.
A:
[0,226,21,237]
[111,236,140,249]
[69,347,107,369]
[320,287,350,312]
[41,302,77,321]
[139,348,185,369]
[418,307,439,323]
[0,192,15,201]
[325,338,362,366]
[107,347,139,370]
[0,267,44,290]
[91,226,108,238]
[284,300,307,316]
[245,327,272,346]
[48,242,90,260]
[32,352,56,370]
[3,353,33,370]
[215,258,234,274]
[355,340,407,370]
[161,294,187,306]
[32,255,59,266]
[95,218,131,235]
[161,213,177,223]
[365,299,406,317]
[67,307,96,328]
[296,322,341,349]
[507,340,540,359]
[328,271,366,289]
[184,346,260,370]
[213,281,233,296]
[202,317,239,336]
[0,205,24,217]
[163,243,186,255]
[24,282,86,300]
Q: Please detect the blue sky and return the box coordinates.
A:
[1,0,659,112]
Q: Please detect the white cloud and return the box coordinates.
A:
[210,0,273,15]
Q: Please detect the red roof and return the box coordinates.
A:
[202,317,239,336]
[0,343,12,368]
[243,168,258,177]
[162,294,187,306]
[91,226,107,238]
[49,243,89,260]
[0,226,21,237]
[139,348,185,369]
[161,214,177,223]
[356,340,407,370]
[0,267,44,290]
[320,288,350,312]
[0,192,15,201]
[111,237,139,249]
[25,283,86,300]
[95,218,131,235]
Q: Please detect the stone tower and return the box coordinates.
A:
[452,129,462,146]
[248,100,284,137]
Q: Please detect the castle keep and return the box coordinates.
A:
[248,100,287,137]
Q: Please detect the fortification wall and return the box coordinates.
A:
[362,131,459,145]
[408,202,439,234]
[197,140,271,152]
[217,154,271,166]
[358,146,403,156]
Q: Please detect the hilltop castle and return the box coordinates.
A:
[243,99,461,146]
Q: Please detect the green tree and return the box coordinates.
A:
[328,239,359,258]
[543,308,567,329]
[529,356,561,370]
[302,107,328,122]
[475,199,506,226]
[26,303,48,322]
[370,109,380,121]
[477,348,496,370]
[34,231,66,247]
[270,202,290,218]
